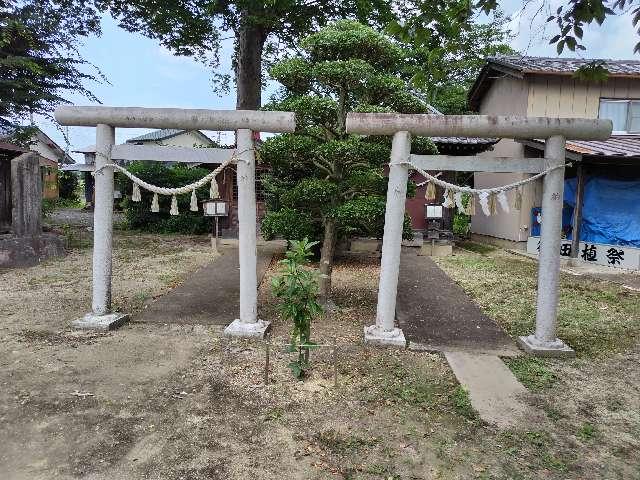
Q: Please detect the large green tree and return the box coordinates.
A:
[390,5,515,113]
[259,20,437,301]
[97,0,398,110]
[0,0,102,133]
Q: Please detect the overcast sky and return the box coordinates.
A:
[40,1,639,162]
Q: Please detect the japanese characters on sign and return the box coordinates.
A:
[526,237,640,270]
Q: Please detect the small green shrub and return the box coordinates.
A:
[272,238,322,378]
[57,170,78,200]
[453,212,470,237]
[577,422,598,441]
[261,208,318,241]
[332,195,413,240]
[118,161,212,234]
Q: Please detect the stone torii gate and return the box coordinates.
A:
[54,106,295,337]
[346,113,612,357]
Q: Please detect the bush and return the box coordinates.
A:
[453,212,470,237]
[261,207,318,241]
[118,162,212,234]
[332,195,413,240]
[58,170,78,199]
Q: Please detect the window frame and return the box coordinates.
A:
[599,98,640,135]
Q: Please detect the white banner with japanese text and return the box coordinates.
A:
[526,237,640,270]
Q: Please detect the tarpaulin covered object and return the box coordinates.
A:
[564,176,640,247]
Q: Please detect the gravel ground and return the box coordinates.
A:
[45,207,125,228]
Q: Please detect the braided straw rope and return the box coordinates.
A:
[412,161,569,195]
[92,148,251,195]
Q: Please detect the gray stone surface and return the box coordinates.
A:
[11,153,41,236]
[517,334,576,358]
[363,325,407,348]
[397,248,518,354]
[71,312,129,330]
[223,319,271,338]
[137,244,279,325]
[0,233,66,268]
[444,351,531,428]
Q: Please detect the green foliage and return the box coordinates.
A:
[57,171,78,200]
[574,60,610,82]
[0,1,101,129]
[42,197,83,217]
[100,0,398,107]
[301,20,403,69]
[261,208,317,242]
[261,21,433,252]
[453,212,470,237]
[388,5,515,113]
[271,238,322,379]
[577,422,598,441]
[451,386,478,420]
[280,178,339,212]
[505,357,557,391]
[118,161,211,234]
[332,195,413,240]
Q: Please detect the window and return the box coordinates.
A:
[599,99,640,134]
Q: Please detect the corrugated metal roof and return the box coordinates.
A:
[431,136,497,145]
[126,129,184,143]
[525,136,640,158]
[566,136,640,157]
[488,55,640,76]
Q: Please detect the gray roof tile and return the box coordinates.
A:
[488,55,640,76]
[126,129,184,143]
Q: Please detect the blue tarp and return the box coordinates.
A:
[564,176,640,247]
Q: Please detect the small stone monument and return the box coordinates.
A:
[0,152,65,267]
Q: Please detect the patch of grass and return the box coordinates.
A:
[542,403,565,421]
[263,407,284,422]
[434,250,640,357]
[499,430,570,473]
[457,241,496,255]
[577,422,598,441]
[363,356,445,408]
[505,357,557,391]
[451,386,478,420]
[314,429,379,455]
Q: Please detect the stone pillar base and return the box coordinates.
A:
[517,335,575,358]
[224,319,271,339]
[72,312,129,331]
[363,324,407,348]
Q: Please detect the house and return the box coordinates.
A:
[69,129,218,205]
[68,129,258,233]
[401,106,497,234]
[0,127,72,199]
[126,128,215,149]
[467,55,640,268]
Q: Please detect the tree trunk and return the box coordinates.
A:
[236,12,266,110]
[319,216,337,305]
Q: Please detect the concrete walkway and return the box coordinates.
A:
[397,248,518,356]
[136,243,282,326]
[445,351,530,428]
[396,248,530,426]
